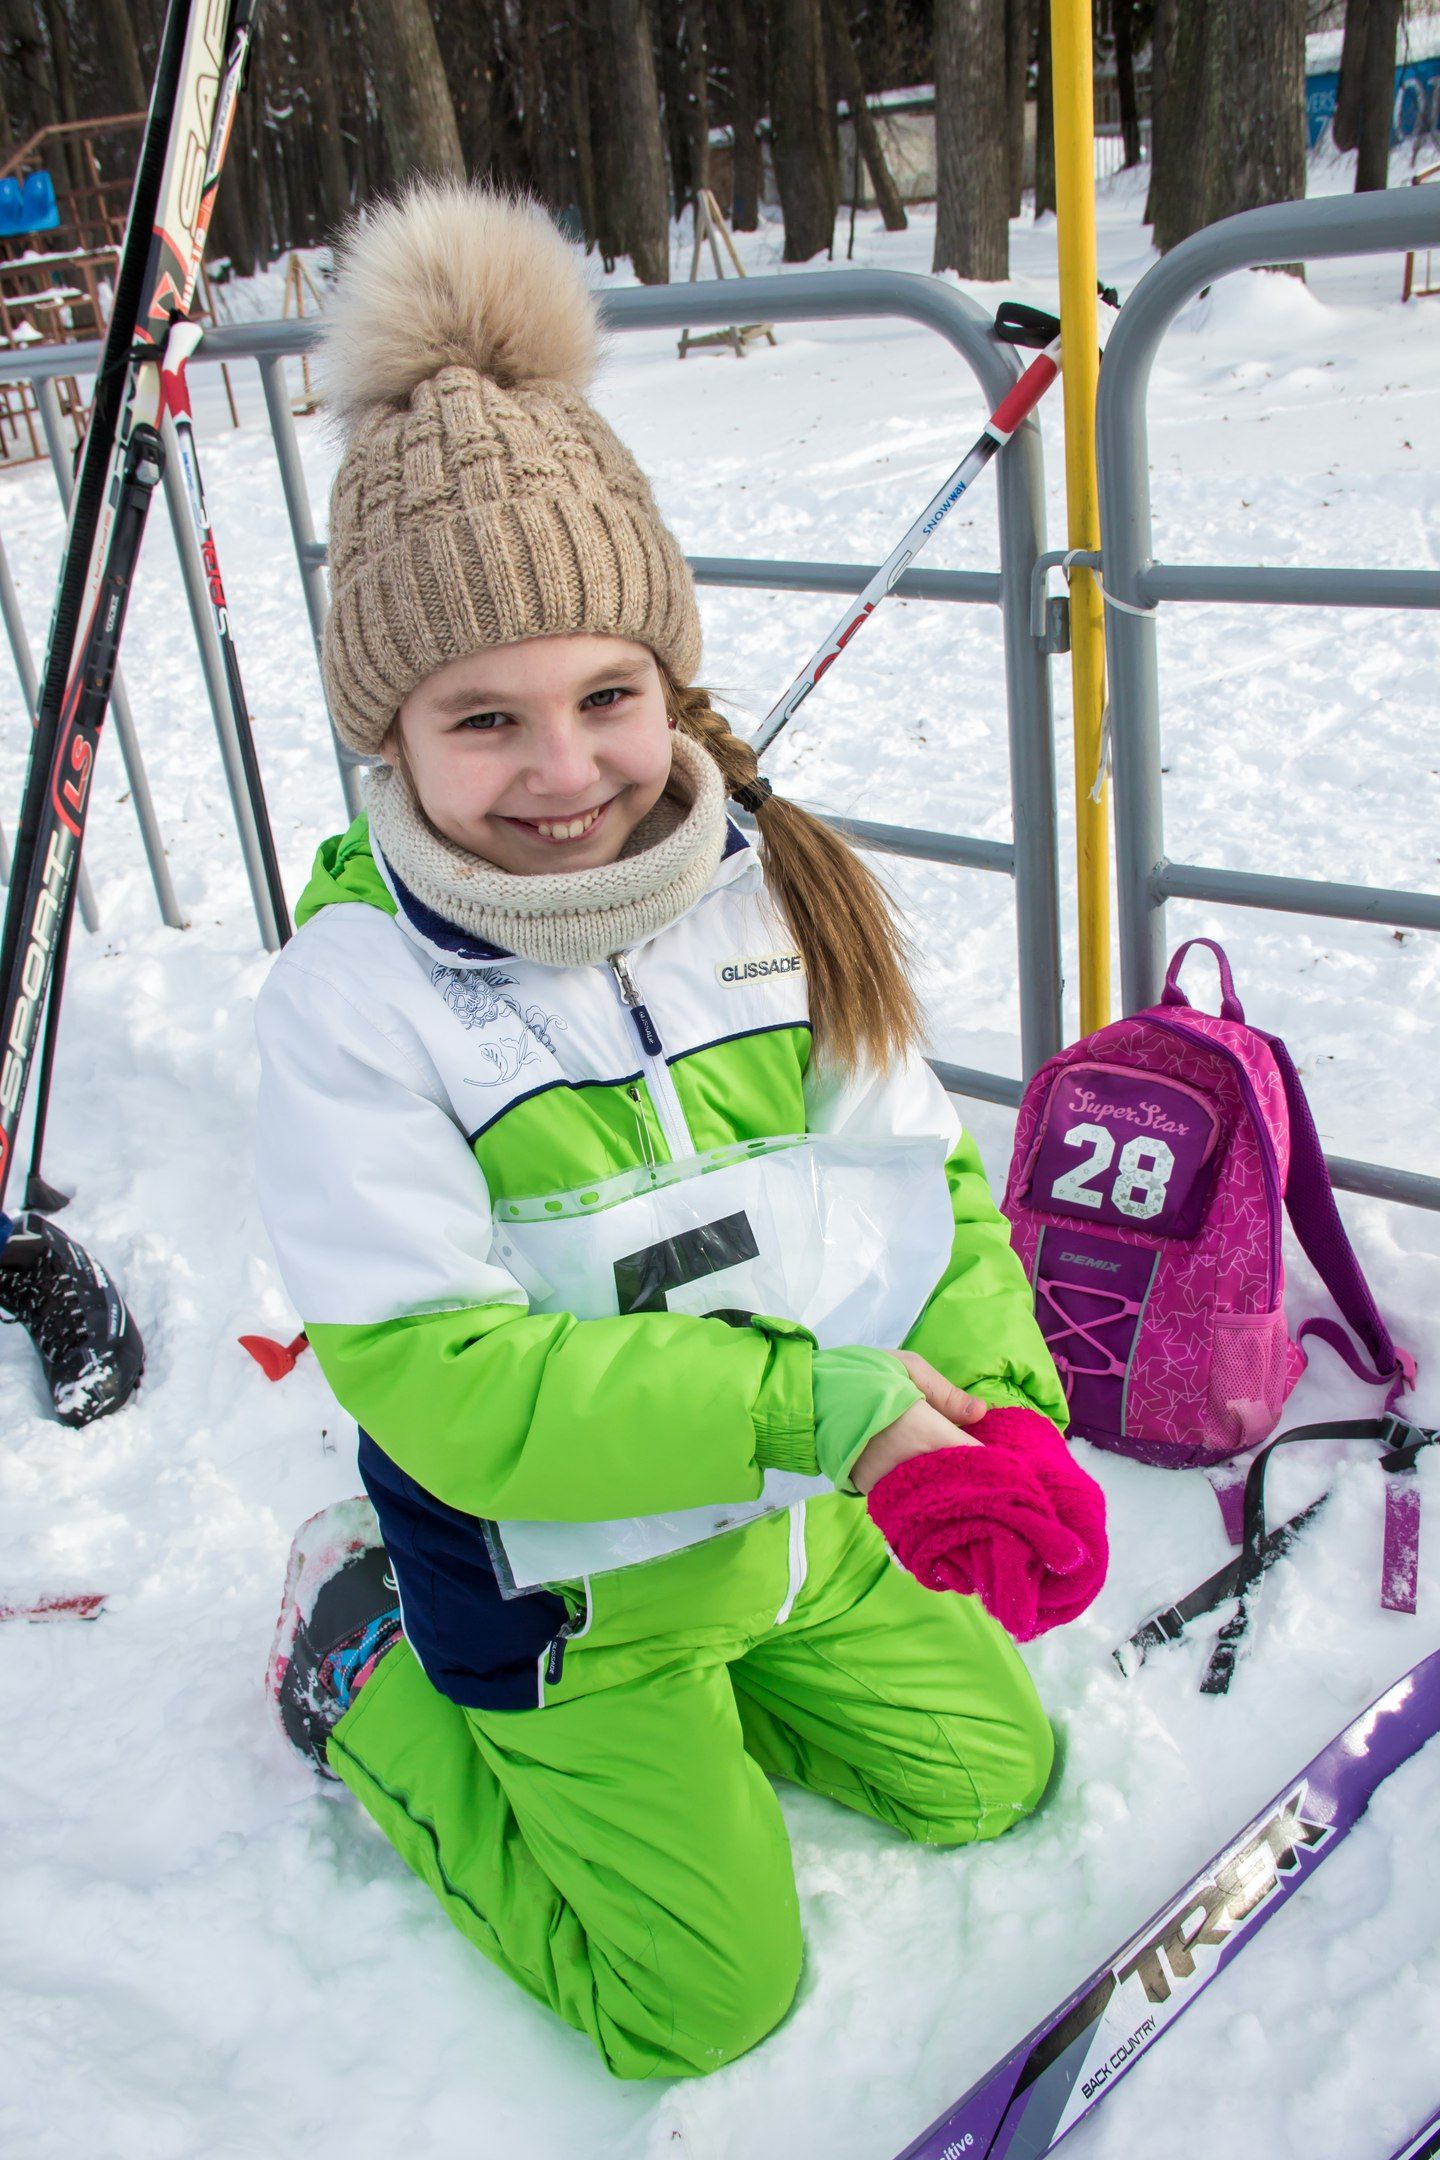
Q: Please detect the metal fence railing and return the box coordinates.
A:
[1095,188,1440,1213]
[0,269,1067,1102]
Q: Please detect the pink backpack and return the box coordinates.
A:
[1002,939,1415,1473]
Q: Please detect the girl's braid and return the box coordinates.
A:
[663,672,924,1075]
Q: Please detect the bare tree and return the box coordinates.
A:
[442,0,497,182]
[826,0,907,230]
[1355,0,1402,189]
[1033,0,1055,216]
[605,0,669,279]
[769,0,838,260]
[719,0,762,228]
[933,0,1008,279]
[1003,0,1027,217]
[359,0,465,182]
[1114,0,1142,168]
[89,0,146,114]
[1151,0,1306,255]
[1143,0,1177,224]
[1333,0,1369,151]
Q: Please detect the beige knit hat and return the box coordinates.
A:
[318,183,703,758]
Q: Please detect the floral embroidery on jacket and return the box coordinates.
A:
[431,964,567,1085]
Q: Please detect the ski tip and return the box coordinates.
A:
[0,1591,107,1623]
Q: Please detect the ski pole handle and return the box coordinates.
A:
[750,334,1062,761]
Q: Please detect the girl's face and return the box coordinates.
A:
[386,634,675,873]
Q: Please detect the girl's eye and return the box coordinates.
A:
[456,712,508,731]
[582,686,630,710]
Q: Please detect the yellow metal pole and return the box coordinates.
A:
[1050,0,1111,1032]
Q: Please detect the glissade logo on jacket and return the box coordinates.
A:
[715,951,804,986]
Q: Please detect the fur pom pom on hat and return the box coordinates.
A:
[318,183,702,757]
[319,183,598,427]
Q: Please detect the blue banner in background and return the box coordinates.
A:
[1306,57,1440,148]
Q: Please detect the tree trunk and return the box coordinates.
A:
[933,0,1008,279]
[657,0,693,214]
[91,0,147,113]
[826,0,906,229]
[39,0,82,190]
[443,0,496,180]
[1143,0,1176,223]
[1356,0,1401,191]
[359,0,465,182]
[1115,0,1142,168]
[723,0,761,228]
[769,0,838,261]
[1003,0,1027,217]
[1033,0,1055,216]
[1151,0,1305,254]
[568,15,598,243]
[1149,0,1223,253]
[585,0,625,262]
[605,0,669,279]
[1333,0,1368,153]
[684,0,709,200]
[300,0,353,237]
[1210,0,1306,223]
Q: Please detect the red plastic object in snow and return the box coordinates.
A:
[239,1330,310,1381]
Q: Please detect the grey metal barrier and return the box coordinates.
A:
[0,270,1066,1098]
[1095,189,1440,1212]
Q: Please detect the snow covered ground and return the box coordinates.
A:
[3,151,1439,2160]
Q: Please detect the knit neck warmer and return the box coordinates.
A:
[364,729,730,968]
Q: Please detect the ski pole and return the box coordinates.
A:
[159,318,291,949]
[751,302,1062,761]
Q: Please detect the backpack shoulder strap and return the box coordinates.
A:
[1262,1028,1416,1411]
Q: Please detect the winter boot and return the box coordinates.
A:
[267,1497,402,1777]
[0,1211,144,1427]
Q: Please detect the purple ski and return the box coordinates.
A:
[1393,2105,1440,2160]
[895,1647,1440,2160]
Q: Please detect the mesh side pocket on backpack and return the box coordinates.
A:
[1199,1308,1296,1455]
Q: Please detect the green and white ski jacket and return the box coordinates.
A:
[254,813,1066,1614]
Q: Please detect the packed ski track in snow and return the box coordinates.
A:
[3,154,1439,2159]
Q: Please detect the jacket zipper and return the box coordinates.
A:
[607,950,695,1159]
[539,1580,593,1700]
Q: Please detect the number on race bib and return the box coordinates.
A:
[613,1211,759,1314]
[1050,1122,1113,1210]
[1111,1136,1175,1220]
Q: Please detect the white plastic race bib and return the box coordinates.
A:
[487,1132,953,1589]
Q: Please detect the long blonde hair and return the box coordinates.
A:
[665,674,924,1074]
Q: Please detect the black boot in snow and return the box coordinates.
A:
[267,1498,403,1778]
[0,1212,144,1427]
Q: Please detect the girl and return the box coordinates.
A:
[257,183,1106,2082]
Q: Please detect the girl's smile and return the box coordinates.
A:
[386,634,674,875]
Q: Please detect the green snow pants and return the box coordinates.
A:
[327,1491,1053,2081]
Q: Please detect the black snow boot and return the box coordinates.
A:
[267,1498,403,1778]
[0,1211,144,1427]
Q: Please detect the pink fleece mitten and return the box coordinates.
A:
[866,1444,1087,1641]
[966,1405,1109,1630]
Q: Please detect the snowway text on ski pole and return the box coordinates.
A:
[749,302,1062,763]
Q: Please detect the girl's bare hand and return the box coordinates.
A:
[849,1397,981,1497]
[890,1351,990,1432]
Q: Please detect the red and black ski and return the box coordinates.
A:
[0,0,260,1419]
